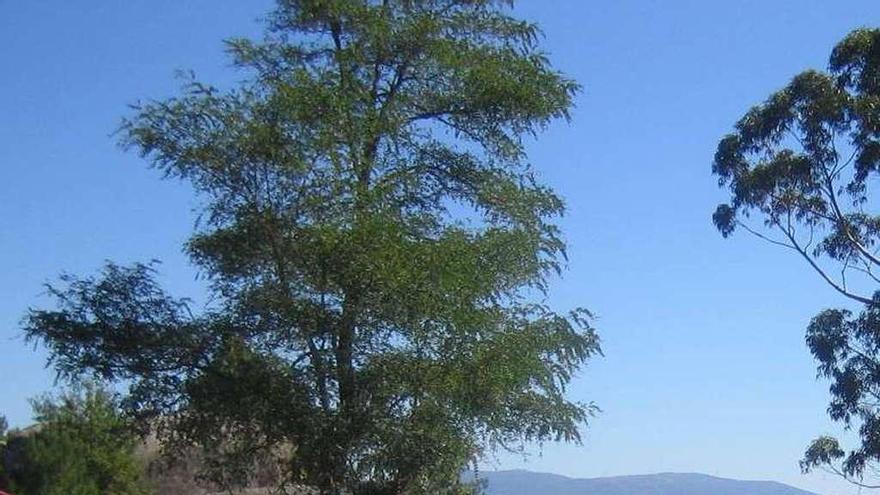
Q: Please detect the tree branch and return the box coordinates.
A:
[776,219,874,305]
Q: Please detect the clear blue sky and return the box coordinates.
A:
[2,2,878,494]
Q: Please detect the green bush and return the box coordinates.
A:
[1,384,147,495]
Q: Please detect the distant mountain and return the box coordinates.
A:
[474,470,821,495]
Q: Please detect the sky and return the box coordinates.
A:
[2,1,879,494]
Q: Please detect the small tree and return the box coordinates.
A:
[0,415,8,489]
[2,383,146,495]
[24,1,599,494]
[712,28,880,489]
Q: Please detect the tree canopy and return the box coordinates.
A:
[712,28,880,488]
[24,1,599,494]
[713,28,880,305]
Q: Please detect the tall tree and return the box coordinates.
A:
[24,1,599,494]
[712,28,880,489]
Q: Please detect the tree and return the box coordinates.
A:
[0,415,8,489]
[24,1,599,494]
[712,28,880,488]
[1,383,146,495]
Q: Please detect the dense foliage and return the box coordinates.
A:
[0,384,146,495]
[24,1,599,494]
[712,28,880,488]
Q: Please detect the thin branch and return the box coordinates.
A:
[820,153,880,268]
[822,463,880,490]
[776,220,874,305]
[737,221,797,250]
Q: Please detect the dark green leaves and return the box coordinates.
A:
[712,29,880,306]
[714,27,880,487]
[24,263,209,384]
[803,298,880,480]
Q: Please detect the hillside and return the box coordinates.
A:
[475,470,820,495]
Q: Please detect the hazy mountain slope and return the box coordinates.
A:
[476,470,820,495]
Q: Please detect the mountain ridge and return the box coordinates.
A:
[473,469,821,495]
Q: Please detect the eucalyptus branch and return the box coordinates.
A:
[776,219,873,305]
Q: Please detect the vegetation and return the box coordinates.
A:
[0,415,8,489]
[23,1,599,494]
[712,27,880,489]
[0,384,146,495]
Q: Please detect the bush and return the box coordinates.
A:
[1,383,147,495]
